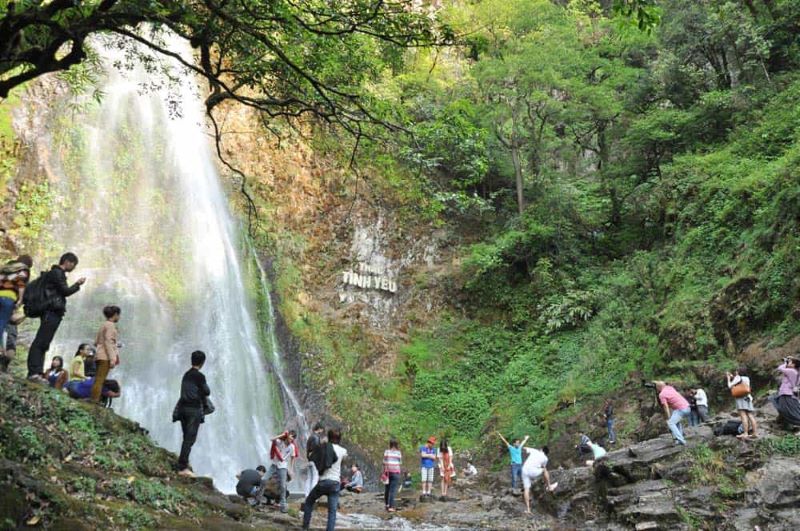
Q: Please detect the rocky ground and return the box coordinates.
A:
[2,365,799,530]
[329,405,800,530]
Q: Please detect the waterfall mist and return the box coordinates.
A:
[35,34,301,493]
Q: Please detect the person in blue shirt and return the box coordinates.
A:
[497,432,529,490]
[419,436,438,499]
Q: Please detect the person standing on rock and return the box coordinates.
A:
[521,445,557,514]
[26,252,85,382]
[269,429,297,513]
[726,368,758,439]
[603,399,616,444]
[690,388,710,425]
[771,357,800,429]
[303,428,347,531]
[305,422,325,500]
[419,436,438,500]
[497,432,528,490]
[437,438,455,499]
[382,438,402,512]
[0,255,32,372]
[174,350,210,477]
[655,381,691,445]
[91,305,121,403]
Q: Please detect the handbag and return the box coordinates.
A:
[380,471,389,485]
[731,381,750,398]
[203,398,216,415]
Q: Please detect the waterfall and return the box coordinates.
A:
[36,34,299,493]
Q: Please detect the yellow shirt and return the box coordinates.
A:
[70,356,86,381]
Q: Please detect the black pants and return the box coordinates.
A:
[27,311,63,377]
[178,407,203,470]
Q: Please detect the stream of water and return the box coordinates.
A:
[37,34,301,493]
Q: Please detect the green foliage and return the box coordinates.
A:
[117,506,157,530]
[68,477,97,496]
[130,479,185,511]
[13,426,46,461]
[13,181,54,241]
[757,434,800,457]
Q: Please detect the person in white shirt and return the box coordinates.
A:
[521,446,557,514]
[303,429,347,531]
[269,430,296,513]
[691,388,710,424]
[463,462,478,477]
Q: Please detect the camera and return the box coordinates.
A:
[642,380,656,389]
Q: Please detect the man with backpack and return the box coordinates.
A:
[303,428,347,531]
[305,422,326,499]
[25,252,85,382]
[0,255,32,372]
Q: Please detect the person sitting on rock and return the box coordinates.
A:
[69,343,93,381]
[575,434,593,461]
[463,461,478,478]
[84,347,97,377]
[521,445,557,514]
[236,465,267,506]
[655,381,692,445]
[44,355,69,389]
[580,436,608,466]
[771,357,800,429]
[344,463,364,493]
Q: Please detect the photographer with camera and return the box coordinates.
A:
[654,381,691,445]
[771,357,800,429]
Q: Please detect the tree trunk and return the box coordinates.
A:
[511,144,524,214]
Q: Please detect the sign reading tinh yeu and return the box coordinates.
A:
[342,263,398,294]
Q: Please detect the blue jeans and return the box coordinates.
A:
[271,466,288,510]
[668,408,691,444]
[510,463,522,489]
[384,472,400,508]
[303,479,340,531]
[607,418,617,443]
[0,297,15,348]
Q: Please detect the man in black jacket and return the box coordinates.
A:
[175,350,210,476]
[26,252,85,380]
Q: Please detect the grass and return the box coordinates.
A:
[756,434,800,457]
[0,373,285,529]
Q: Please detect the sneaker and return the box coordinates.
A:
[177,468,195,477]
[280,506,288,514]
[547,482,558,493]
[27,374,46,384]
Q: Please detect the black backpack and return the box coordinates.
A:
[22,271,50,318]
[312,442,339,475]
[713,420,743,436]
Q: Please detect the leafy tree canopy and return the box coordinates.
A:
[0,0,447,134]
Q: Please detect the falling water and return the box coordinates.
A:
[35,34,300,493]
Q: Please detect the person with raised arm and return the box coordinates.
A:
[497,432,529,490]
